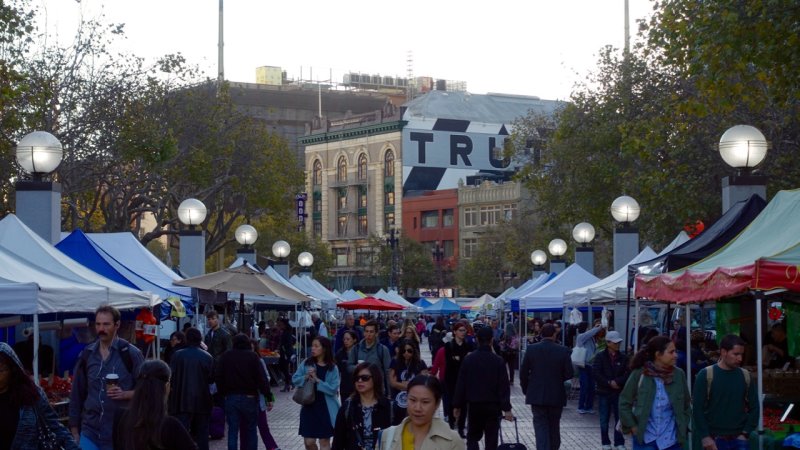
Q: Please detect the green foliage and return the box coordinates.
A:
[511,0,800,260]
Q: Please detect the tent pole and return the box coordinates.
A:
[685,304,693,450]
[634,297,640,354]
[239,293,245,335]
[755,292,764,450]
[33,313,40,387]
[625,285,632,353]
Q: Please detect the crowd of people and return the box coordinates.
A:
[0,304,790,450]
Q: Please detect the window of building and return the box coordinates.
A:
[337,215,348,237]
[358,215,368,235]
[313,221,322,238]
[384,213,395,232]
[421,211,438,228]
[464,207,478,227]
[385,191,394,206]
[384,150,394,177]
[480,205,502,226]
[313,160,322,186]
[442,209,454,227]
[443,240,454,258]
[359,191,368,208]
[338,189,347,210]
[463,238,477,258]
[337,156,347,182]
[334,248,348,267]
[503,203,517,221]
[358,154,368,180]
[313,198,321,213]
[356,247,373,267]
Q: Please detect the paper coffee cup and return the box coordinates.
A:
[105,373,120,388]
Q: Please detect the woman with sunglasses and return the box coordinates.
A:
[389,339,428,425]
[377,375,461,450]
[294,336,341,450]
[332,363,391,450]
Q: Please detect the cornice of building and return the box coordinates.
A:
[298,120,406,145]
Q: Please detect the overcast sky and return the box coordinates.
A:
[36,0,654,101]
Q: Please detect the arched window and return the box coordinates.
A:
[337,156,347,182]
[358,154,368,180]
[384,150,394,177]
[312,160,322,186]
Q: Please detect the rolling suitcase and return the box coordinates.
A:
[209,405,225,440]
[498,417,526,450]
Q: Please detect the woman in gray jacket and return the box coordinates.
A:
[0,342,78,449]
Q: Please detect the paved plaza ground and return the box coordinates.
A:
[211,339,612,450]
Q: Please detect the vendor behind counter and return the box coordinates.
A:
[763,322,793,369]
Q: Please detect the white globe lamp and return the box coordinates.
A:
[177,198,207,227]
[272,240,291,259]
[548,238,567,257]
[572,222,596,246]
[234,224,258,246]
[610,196,641,224]
[719,125,768,170]
[16,131,63,178]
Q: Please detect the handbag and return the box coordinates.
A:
[35,407,66,450]
[571,346,587,368]
[292,379,316,405]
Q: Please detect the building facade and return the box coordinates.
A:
[458,179,532,259]
[299,106,403,290]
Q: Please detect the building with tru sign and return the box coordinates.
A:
[300,90,561,292]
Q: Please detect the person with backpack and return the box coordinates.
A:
[618,336,690,450]
[692,334,758,450]
[348,320,392,396]
[69,305,145,450]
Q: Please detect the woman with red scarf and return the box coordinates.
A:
[618,336,691,450]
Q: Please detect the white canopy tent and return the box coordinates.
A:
[518,264,600,311]
[0,215,159,384]
[563,247,658,306]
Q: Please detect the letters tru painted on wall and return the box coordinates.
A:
[402,129,513,171]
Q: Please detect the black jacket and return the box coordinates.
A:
[168,345,214,415]
[444,340,475,386]
[452,346,511,412]
[520,339,573,407]
[215,348,270,397]
[332,396,391,450]
[592,349,630,396]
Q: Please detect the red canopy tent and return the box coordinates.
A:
[337,296,406,311]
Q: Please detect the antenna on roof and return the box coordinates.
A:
[406,50,414,102]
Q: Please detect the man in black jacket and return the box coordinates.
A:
[169,327,214,450]
[444,321,475,435]
[592,330,630,450]
[216,333,271,450]
[453,327,513,450]
[520,323,573,450]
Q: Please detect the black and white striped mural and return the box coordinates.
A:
[401,116,516,192]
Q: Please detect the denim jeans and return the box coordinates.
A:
[598,394,624,446]
[631,435,682,450]
[225,394,259,450]
[713,437,748,450]
[578,367,595,411]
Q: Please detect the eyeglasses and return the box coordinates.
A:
[403,348,415,354]
[355,374,372,382]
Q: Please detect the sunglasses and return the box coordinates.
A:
[403,348,415,354]
[355,374,372,382]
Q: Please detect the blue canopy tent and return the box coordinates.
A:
[423,298,461,314]
[57,230,193,319]
[415,298,433,308]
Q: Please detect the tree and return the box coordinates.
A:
[9,12,303,261]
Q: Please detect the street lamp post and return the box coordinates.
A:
[272,240,291,279]
[298,251,314,277]
[572,222,596,275]
[431,241,444,297]
[548,238,567,274]
[235,224,258,266]
[718,125,768,213]
[531,250,547,278]
[178,198,208,278]
[386,224,399,291]
[611,195,640,272]
[14,131,64,244]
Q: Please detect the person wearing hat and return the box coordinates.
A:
[452,326,512,450]
[592,330,630,450]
